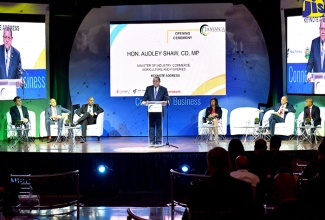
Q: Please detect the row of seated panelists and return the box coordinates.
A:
[197,108,228,136]
[6,110,36,139]
[73,112,104,141]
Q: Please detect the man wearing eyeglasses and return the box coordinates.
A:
[0,27,22,80]
[306,17,325,82]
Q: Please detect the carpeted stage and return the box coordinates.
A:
[0,136,320,206]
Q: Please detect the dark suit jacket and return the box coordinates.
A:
[75,104,104,119]
[45,105,71,121]
[205,106,222,120]
[142,85,169,102]
[0,45,21,79]
[307,37,324,73]
[265,103,296,119]
[10,105,29,124]
[304,105,321,126]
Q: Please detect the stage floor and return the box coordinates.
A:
[0,136,320,153]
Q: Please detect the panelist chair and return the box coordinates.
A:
[6,110,36,141]
[73,112,104,141]
[197,108,228,140]
[262,110,295,137]
[40,111,69,142]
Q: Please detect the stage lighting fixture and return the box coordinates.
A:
[180,164,190,173]
[97,165,109,174]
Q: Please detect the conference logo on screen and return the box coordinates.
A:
[200,24,225,36]
[302,0,325,18]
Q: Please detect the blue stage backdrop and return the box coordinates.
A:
[69,3,270,137]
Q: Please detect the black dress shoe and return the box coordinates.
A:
[47,138,52,143]
[70,123,76,127]
[156,142,162,145]
[150,141,155,146]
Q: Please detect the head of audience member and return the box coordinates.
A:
[3,27,13,50]
[272,172,297,204]
[320,17,325,41]
[269,151,292,178]
[280,96,288,105]
[206,147,232,175]
[305,98,313,108]
[228,138,245,168]
[235,155,250,170]
[49,98,57,107]
[209,97,219,108]
[254,139,267,152]
[270,135,282,151]
[152,76,160,87]
[88,97,94,106]
[13,96,22,107]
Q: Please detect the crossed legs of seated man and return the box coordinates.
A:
[268,114,284,136]
[46,119,63,143]
[73,112,95,143]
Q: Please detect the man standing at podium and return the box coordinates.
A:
[142,76,169,146]
[0,27,22,80]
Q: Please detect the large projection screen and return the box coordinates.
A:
[110,20,226,97]
[0,21,46,100]
[286,15,325,95]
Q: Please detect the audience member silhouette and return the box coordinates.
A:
[302,139,325,218]
[230,155,260,203]
[270,135,282,151]
[227,138,246,171]
[264,171,315,220]
[183,147,255,220]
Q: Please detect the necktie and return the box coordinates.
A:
[154,87,157,99]
[309,108,312,119]
[53,107,58,120]
[279,105,284,116]
[5,49,9,78]
[320,42,325,71]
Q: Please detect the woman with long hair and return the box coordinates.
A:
[204,97,222,141]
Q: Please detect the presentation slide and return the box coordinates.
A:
[110,21,226,97]
[286,15,325,95]
[0,21,46,100]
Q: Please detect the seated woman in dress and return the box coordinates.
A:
[204,97,222,141]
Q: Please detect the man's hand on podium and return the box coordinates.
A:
[307,72,312,82]
[141,101,146,106]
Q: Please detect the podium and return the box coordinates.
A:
[0,79,21,100]
[144,101,167,146]
[308,72,325,94]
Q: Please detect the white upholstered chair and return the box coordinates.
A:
[296,108,325,137]
[261,110,295,136]
[197,108,228,137]
[73,112,104,141]
[6,110,36,139]
[230,107,260,136]
[40,110,68,141]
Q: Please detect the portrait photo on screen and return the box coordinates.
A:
[110,20,226,97]
[286,14,325,95]
[0,21,46,100]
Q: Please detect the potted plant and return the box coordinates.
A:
[206,117,213,124]
[305,117,311,125]
[254,117,259,125]
[15,120,21,128]
[65,119,70,127]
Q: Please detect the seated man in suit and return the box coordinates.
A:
[259,96,296,136]
[10,96,29,137]
[301,98,321,141]
[72,97,104,143]
[45,98,71,143]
